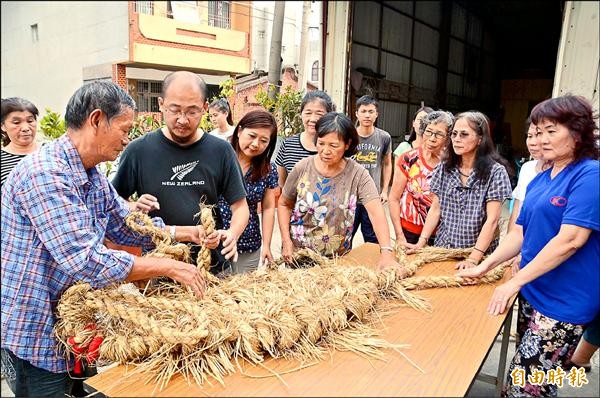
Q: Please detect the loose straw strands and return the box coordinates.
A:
[55,211,510,390]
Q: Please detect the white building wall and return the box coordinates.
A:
[251,0,320,81]
[1,1,129,115]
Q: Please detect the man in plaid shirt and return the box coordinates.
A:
[1,81,207,396]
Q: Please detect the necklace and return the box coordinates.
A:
[458,168,471,177]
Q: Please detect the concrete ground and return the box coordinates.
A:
[2,204,598,397]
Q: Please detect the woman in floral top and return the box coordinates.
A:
[389,110,454,245]
[218,110,279,273]
[278,112,402,271]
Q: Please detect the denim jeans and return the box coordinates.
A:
[351,203,378,246]
[1,348,71,397]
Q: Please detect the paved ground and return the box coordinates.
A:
[2,204,598,397]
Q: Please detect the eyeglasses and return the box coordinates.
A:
[450,131,474,140]
[164,107,203,120]
[423,129,448,139]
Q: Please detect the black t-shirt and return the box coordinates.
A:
[112,129,246,269]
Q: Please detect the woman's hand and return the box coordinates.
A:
[405,239,426,254]
[455,263,489,284]
[218,230,239,262]
[487,280,521,316]
[281,239,294,263]
[508,254,521,276]
[377,251,406,275]
[454,259,479,270]
[261,246,274,265]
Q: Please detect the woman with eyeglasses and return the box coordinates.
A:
[389,111,454,246]
[456,95,599,398]
[408,111,512,269]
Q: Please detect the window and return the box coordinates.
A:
[208,1,231,29]
[311,61,319,82]
[134,1,154,15]
[30,24,38,43]
[136,80,162,112]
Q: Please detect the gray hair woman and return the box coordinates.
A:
[389,110,454,246]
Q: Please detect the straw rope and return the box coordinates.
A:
[55,212,510,390]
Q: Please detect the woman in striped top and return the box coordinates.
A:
[275,90,334,188]
[1,97,40,186]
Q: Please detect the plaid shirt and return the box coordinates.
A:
[1,134,162,373]
[430,161,512,252]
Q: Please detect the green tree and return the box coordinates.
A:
[200,77,235,132]
[129,114,161,140]
[39,108,66,140]
[255,84,304,137]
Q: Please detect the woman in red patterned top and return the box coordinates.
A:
[389,111,454,246]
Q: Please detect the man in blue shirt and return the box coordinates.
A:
[1,81,207,397]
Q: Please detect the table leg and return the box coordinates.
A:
[495,302,514,397]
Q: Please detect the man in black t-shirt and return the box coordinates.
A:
[112,71,249,273]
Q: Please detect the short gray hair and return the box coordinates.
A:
[65,81,136,130]
[423,110,454,132]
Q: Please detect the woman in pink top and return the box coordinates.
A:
[389,111,454,246]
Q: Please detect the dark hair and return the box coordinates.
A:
[408,105,435,141]
[162,71,208,101]
[300,90,334,113]
[65,81,136,130]
[209,98,234,126]
[1,97,39,146]
[230,110,278,182]
[445,111,507,182]
[314,112,359,157]
[356,95,379,111]
[530,95,599,161]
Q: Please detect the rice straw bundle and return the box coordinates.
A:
[55,211,510,390]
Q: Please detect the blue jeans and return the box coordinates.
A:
[351,203,378,246]
[1,348,71,397]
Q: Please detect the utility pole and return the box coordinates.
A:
[268,1,285,101]
[297,1,311,92]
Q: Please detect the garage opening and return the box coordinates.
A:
[348,0,563,165]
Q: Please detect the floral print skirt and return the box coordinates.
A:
[503,296,585,397]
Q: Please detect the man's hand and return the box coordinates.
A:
[130,194,160,213]
[168,260,206,298]
[218,229,239,262]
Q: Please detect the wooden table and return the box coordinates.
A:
[85,243,516,397]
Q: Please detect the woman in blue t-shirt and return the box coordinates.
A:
[218,110,279,274]
[458,95,599,397]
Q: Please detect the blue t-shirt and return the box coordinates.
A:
[517,158,600,324]
[218,162,279,253]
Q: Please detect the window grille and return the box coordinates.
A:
[136,80,161,112]
[208,1,231,29]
